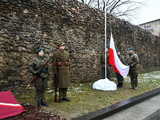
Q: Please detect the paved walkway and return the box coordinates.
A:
[103,94,160,120]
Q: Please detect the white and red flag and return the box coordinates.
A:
[0,91,25,119]
[109,33,129,77]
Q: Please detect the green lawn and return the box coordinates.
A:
[15,71,160,119]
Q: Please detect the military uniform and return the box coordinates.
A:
[127,50,139,89]
[30,48,49,107]
[116,52,124,88]
[52,44,71,102]
[100,51,111,79]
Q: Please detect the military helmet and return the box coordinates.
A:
[56,42,65,47]
[36,47,44,53]
[127,48,134,51]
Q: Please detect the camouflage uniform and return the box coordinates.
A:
[127,50,139,89]
[116,52,124,88]
[52,44,71,102]
[30,49,49,107]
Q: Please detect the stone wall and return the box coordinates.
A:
[0,0,160,88]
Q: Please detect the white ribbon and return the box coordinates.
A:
[0,102,22,107]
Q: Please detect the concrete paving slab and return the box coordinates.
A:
[103,94,160,120]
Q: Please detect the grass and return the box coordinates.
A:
[14,71,160,119]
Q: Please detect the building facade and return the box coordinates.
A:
[139,19,160,36]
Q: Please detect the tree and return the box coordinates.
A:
[78,0,142,20]
[80,0,94,6]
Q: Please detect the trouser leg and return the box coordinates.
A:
[59,88,67,99]
[34,77,47,107]
[63,88,68,98]
[130,70,138,89]
[107,66,111,79]
[130,74,134,89]
[59,88,63,100]
[133,74,138,88]
[63,88,70,101]
[117,73,124,88]
[40,90,48,106]
[39,78,46,105]
[101,67,105,79]
[59,88,70,102]
[35,88,43,107]
[135,77,138,88]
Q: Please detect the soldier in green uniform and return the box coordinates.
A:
[52,42,71,102]
[30,48,49,107]
[127,48,139,90]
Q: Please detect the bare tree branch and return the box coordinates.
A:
[78,0,142,20]
[109,0,121,13]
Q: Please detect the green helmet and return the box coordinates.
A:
[56,42,65,47]
[127,48,134,51]
[36,48,44,53]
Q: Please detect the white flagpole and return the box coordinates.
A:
[105,0,107,79]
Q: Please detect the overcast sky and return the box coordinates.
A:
[130,0,160,25]
[79,0,160,25]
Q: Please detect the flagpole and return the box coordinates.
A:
[105,0,107,79]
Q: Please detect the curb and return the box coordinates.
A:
[72,88,160,120]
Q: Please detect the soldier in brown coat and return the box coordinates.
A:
[52,42,71,102]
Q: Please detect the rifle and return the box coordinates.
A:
[35,57,51,75]
[30,56,50,85]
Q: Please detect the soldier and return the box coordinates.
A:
[116,51,124,88]
[53,42,71,102]
[30,48,49,107]
[127,48,139,90]
[100,48,111,79]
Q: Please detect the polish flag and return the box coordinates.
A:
[109,33,129,77]
[0,91,25,119]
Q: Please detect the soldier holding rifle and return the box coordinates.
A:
[30,48,49,108]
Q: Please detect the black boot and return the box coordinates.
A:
[117,83,123,88]
[59,97,65,102]
[117,84,120,88]
[59,88,65,103]
[119,83,123,88]
[41,99,48,107]
[62,97,70,102]
[62,88,70,102]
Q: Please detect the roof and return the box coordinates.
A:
[139,18,160,26]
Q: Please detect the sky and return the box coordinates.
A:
[130,0,160,25]
[78,0,160,25]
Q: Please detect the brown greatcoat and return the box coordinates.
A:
[53,49,70,88]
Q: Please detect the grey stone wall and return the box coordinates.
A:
[0,0,160,88]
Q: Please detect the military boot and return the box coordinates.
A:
[62,88,70,102]
[59,88,65,102]
[117,83,123,88]
[40,99,48,106]
[120,83,123,88]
